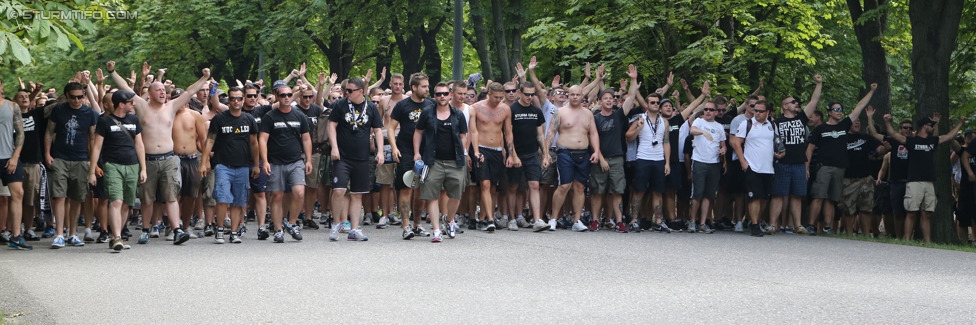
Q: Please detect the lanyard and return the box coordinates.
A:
[348,100,368,130]
[644,113,659,138]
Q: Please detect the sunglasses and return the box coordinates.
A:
[504,89,518,93]
[466,94,476,98]
[830,107,844,112]
[790,100,798,104]
[69,94,85,100]
[749,104,756,108]
[330,96,341,100]
[554,90,567,95]
[434,92,451,97]
[245,94,259,98]
[648,101,659,105]
[901,126,913,130]
[754,109,767,113]
[704,108,717,112]
[522,92,536,97]
[345,88,360,93]
[229,97,244,101]
[302,95,314,99]
[613,95,621,99]
[278,93,293,97]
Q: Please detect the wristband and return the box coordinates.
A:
[107,69,115,74]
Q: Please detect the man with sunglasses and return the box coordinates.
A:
[292,85,324,230]
[387,73,435,239]
[259,84,312,243]
[769,74,823,235]
[689,101,727,234]
[545,84,601,232]
[505,82,550,232]
[805,83,876,235]
[240,84,271,238]
[731,100,784,237]
[327,78,384,241]
[865,108,914,239]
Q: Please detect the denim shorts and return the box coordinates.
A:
[215,164,251,207]
[771,162,807,197]
[556,148,591,186]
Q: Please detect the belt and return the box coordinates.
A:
[178,153,199,159]
[556,147,588,153]
[146,151,175,161]
[478,145,502,152]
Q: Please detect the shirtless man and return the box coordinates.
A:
[471,82,515,231]
[173,93,207,239]
[377,73,406,227]
[107,60,211,245]
[545,85,601,232]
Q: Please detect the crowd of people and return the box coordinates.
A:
[0,56,972,252]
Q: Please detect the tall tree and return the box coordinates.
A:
[468,0,494,80]
[848,0,893,119]
[490,0,512,82]
[909,0,964,243]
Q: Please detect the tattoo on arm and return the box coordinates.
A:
[12,110,24,148]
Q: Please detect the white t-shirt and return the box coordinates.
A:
[691,119,726,164]
[734,117,775,174]
[626,112,641,162]
[636,113,666,161]
[678,119,690,163]
[730,114,751,161]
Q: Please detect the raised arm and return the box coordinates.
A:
[681,82,709,119]
[621,64,640,116]
[209,82,229,113]
[882,114,907,144]
[803,74,824,118]
[170,68,212,115]
[939,116,966,144]
[848,83,877,121]
[864,105,884,142]
[527,56,546,108]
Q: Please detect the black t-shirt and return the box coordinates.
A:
[49,102,99,161]
[594,109,627,158]
[667,114,684,164]
[887,136,910,181]
[773,113,810,164]
[509,101,546,156]
[809,117,853,168]
[246,105,272,125]
[906,136,938,182]
[390,97,434,156]
[962,141,976,190]
[844,133,881,178]
[20,107,47,164]
[327,98,383,161]
[294,103,324,143]
[260,108,310,165]
[716,114,735,163]
[434,117,456,160]
[210,111,258,168]
[95,113,142,165]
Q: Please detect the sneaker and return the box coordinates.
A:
[173,229,190,245]
[687,221,697,233]
[111,237,124,251]
[414,226,431,237]
[495,217,508,230]
[548,219,557,231]
[628,221,641,233]
[478,220,488,231]
[165,231,175,241]
[138,231,150,244]
[96,230,109,243]
[516,216,530,228]
[447,222,458,238]
[822,227,834,235]
[214,231,225,244]
[376,216,389,229]
[572,220,588,232]
[68,235,85,246]
[362,215,372,226]
[508,219,519,231]
[341,222,351,233]
[229,232,242,244]
[532,220,549,232]
[223,217,232,228]
[83,228,94,242]
[432,230,443,243]
[795,226,809,235]
[657,221,672,234]
[149,226,160,238]
[187,231,200,239]
[193,219,205,230]
[486,221,496,232]
[401,227,415,240]
[557,217,573,229]
[734,221,744,233]
[51,235,66,249]
[286,224,303,241]
[615,222,628,233]
[257,226,270,240]
[273,230,285,243]
[764,226,777,235]
[750,224,764,237]
[347,228,368,241]
[24,229,40,241]
[700,223,715,234]
[42,226,55,238]
[389,214,402,226]
[330,223,341,241]
[8,235,33,250]
[588,220,598,232]
[204,225,215,237]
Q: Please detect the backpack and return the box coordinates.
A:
[742,118,785,154]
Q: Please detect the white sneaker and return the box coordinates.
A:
[532,220,549,232]
[329,223,340,241]
[83,228,94,242]
[734,221,744,233]
[507,219,519,231]
[572,220,588,232]
[548,219,557,231]
[188,231,199,239]
[193,220,205,230]
[495,217,508,230]
[516,216,530,228]
[376,216,389,229]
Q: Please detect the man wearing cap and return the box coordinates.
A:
[805,83,876,235]
[769,75,822,235]
[881,112,964,244]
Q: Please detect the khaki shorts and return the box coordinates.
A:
[103,162,139,206]
[305,153,321,189]
[201,169,216,206]
[810,165,844,202]
[589,156,626,195]
[49,158,90,202]
[23,163,41,206]
[140,155,181,203]
[904,181,936,212]
[318,154,333,187]
[840,176,874,215]
[376,163,395,185]
[419,160,465,200]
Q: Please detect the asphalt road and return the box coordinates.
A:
[1,224,974,324]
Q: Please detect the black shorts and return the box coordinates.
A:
[744,169,773,201]
[957,186,975,225]
[394,159,414,190]
[250,162,267,193]
[873,182,891,215]
[889,180,907,216]
[90,174,106,199]
[476,147,506,187]
[721,160,745,194]
[332,159,371,194]
[507,152,541,188]
[0,158,24,185]
[666,161,683,190]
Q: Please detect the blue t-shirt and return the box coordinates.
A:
[50,103,99,161]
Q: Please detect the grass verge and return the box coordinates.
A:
[826,233,976,253]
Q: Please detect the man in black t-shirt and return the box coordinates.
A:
[327,77,384,241]
[882,112,964,244]
[506,82,550,232]
[839,119,884,236]
[958,137,976,242]
[387,73,435,239]
[17,88,47,240]
[259,84,312,243]
[293,86,325,230]
[770,74,822,235]
[201,87,259,244]
[805,83,876,235]
[866,107,913,238]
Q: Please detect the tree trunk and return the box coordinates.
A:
[375,37,393,90]
[508,0,523,69]
[422,20,445,85]
[909,0,964,244]
[848,0,893,122]
[468,0,494,81]
[490,0,511,82]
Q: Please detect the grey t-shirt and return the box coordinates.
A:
[0,100,15,159]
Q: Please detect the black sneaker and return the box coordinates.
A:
[8,235,33,250]
[257,227,270,240]
[304,219,320,230]
[96,231,109,243]
[173,229,191,245]
[204,225,215,237]
[121,226,131,240]
[468,218,478,230]
[750,224,764,237]
[23,229,40,241]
